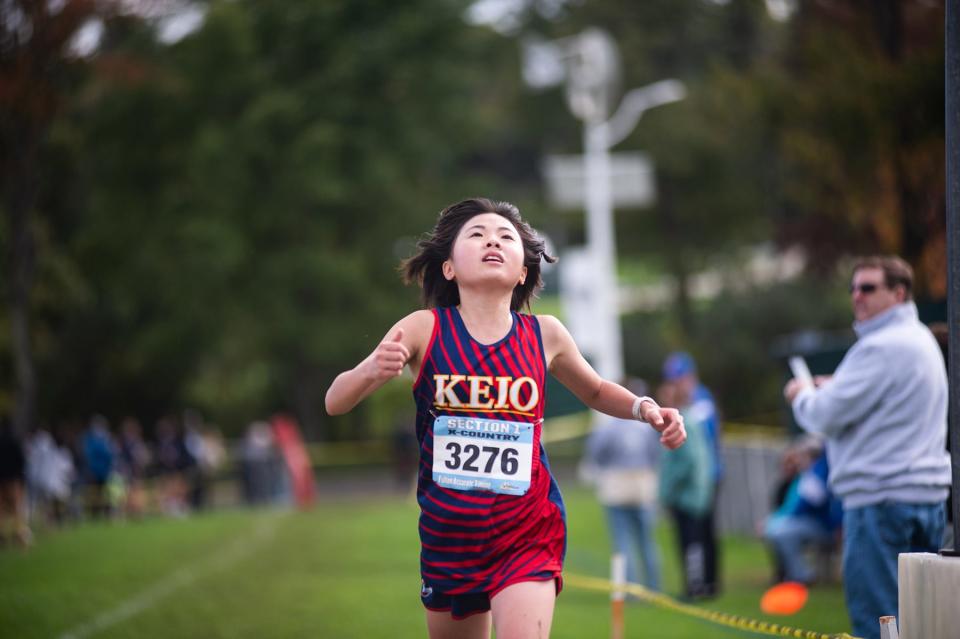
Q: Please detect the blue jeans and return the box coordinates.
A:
[605,504,660,591]
[765,514,834,584]
[842,501,945,639]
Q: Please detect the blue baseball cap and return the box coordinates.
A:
[663,351,697,381]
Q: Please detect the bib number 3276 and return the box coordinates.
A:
[432,416,533,496]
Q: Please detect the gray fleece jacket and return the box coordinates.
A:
[791,302,950,508]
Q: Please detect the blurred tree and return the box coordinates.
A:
[622,274,853,421]
[18,0,526,437]
[767,0,946,295]
[696,275,856,421]
[3,0,947,440]
[0,0,120,437]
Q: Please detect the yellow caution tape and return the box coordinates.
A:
[564,573,861,639]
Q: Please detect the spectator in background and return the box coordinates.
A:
[25,428,74,526]
[81,415,115,519]
[662,351,722,596]
[0,420,31,547]
[54,421,85,522]
[657,378,715,600]
[764,437,842,585]
[784,256,949,639]
[117,417,151,519]
[581,378,663,592]
[200,426,227,499]
[240,421,277,505]
[154,417,193,517]
[187,421,228,511]
[183,409,209,511]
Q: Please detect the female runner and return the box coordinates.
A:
[325,197,686,639]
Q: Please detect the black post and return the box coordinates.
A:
[945,0,960,556]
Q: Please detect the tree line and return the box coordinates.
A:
[1,0,947,438]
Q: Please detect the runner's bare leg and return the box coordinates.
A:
[491,580,556,639]
[425,610,491,639]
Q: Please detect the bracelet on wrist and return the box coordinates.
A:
[631,396,658,421]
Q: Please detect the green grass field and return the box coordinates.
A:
[0,486,853,638]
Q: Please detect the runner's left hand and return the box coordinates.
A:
[643,406,686,450]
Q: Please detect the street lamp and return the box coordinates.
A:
[524,29,685,382]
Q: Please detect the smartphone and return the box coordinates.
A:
[788,356,814,388]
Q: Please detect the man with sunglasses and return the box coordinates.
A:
[783,255,949,639]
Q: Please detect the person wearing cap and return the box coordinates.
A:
[656,376,714,600]
[662,351,723,597]
[783,256,949,639]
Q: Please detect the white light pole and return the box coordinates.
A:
[560,30,686,382]
[587,79,686,380]
[583,112,622,380]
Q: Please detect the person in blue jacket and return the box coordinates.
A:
[657,378,714,600]
[765,438,842,585]
[663,351,722,596]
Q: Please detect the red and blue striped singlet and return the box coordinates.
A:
[412,307,567,597]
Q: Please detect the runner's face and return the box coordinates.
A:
[444,213,527,291]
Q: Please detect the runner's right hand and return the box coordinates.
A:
[360,328,410,381]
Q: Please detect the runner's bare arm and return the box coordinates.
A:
[538,314,686,449]
[324,310,434,415]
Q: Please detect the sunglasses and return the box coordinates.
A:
[850,283,882,295]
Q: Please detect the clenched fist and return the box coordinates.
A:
[643,405,686,450]
[360,328,410,381]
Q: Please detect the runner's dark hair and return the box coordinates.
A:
[401,197,557,312]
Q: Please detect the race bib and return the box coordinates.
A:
[432,416,534,496]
